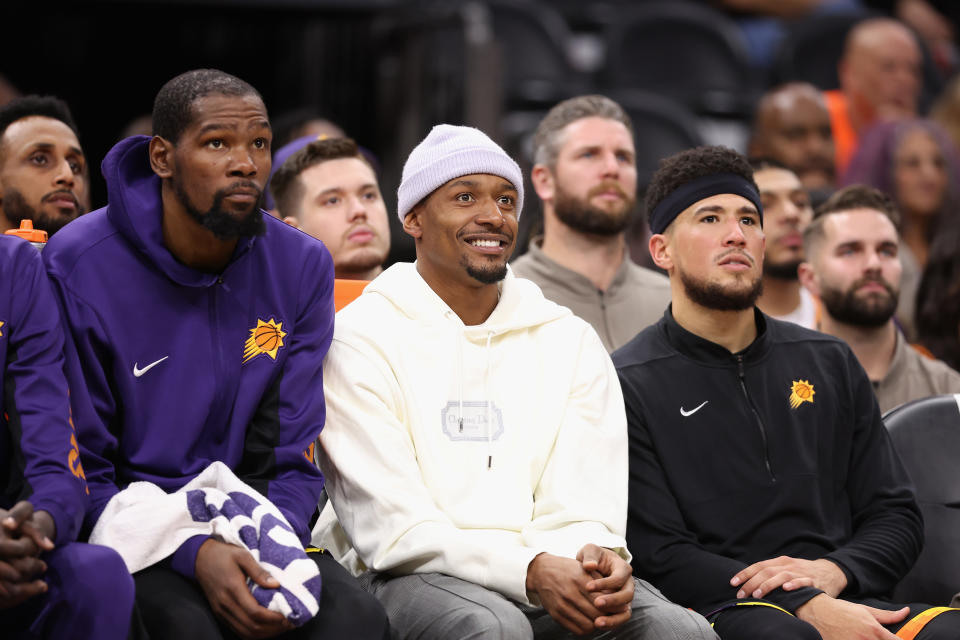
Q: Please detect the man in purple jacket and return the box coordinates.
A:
[44,69,388,640]
[0,235,136,639]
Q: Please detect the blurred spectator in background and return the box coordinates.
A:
[889,0,958,75]
[715,0,864,71]
[271,137,390,281]
[799,185,960,413]
[119,114,152,139]
[825,17,922,175]
[930,73,960,150]
[749,83,836,193]
[271,107,345,150]
[0,95,86,236]
[752,159,818,328]
[915,208,960,371]
[841,118,960,339]
[512,95,670,353]
[0,74,20,108]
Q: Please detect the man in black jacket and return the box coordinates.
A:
[613,145,960,639]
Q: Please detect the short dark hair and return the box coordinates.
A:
[270,137,369,216]
[0,95,79,144]
[532,95,633,168]
[152,69,262,144]
[644,146,756,226]
[803,184,902,258]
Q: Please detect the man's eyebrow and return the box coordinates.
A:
[21,141,84,158]
[197,123,233,136]
[694,204,725,214]
[834,240,863,251]
[499,182,517,193]
[693,203,759,215]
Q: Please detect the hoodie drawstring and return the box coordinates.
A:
[485,330,494,469]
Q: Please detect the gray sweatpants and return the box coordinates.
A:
[359,571,717,640]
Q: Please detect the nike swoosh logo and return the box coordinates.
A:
[133,356,169,378]
[680,401,709,417]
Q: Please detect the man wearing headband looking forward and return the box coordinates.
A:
[613,146,960,639]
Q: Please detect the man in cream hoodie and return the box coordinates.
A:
[314,124,716,639]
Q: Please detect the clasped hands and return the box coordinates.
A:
[526,544,634,636]
[0,501,55,609]
[729,555,909,640]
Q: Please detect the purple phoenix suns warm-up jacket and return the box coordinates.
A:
[0,235,87,545]
[44,135,335,578]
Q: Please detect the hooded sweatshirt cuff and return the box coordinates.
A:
[30,499,74,547]
[484,545,544,606]
[170,534,211,579]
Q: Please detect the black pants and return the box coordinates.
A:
[132,551,390,640]
[712,600,960,640]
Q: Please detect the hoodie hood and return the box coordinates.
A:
[361,262,570,340]
[101,135,256,287]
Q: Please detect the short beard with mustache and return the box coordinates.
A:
[820,276,898,328]
[461,254,508,284]
[174,178,265,241]
[680,268,763,311]
[2,188,83,236]
[553,181,635,237]
[763,258,802,281]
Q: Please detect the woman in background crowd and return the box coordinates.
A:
[841,118,960,340]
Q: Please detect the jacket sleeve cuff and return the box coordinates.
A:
[31,500,74,547]
[823,552,858,595]
[169,534,211,579]
[765,585,824,614]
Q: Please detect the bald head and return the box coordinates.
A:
[839,18,921,129]
[750,83,834,189]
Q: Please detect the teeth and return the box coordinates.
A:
[470,239,500,247]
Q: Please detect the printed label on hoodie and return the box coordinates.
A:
[440,401,504,441]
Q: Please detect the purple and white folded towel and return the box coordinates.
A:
[90,461,322,626]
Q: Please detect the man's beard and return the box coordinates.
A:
[3,188,83,236]
[461,255,507,284]
[174,178,265,240]
[553,181,635,236]
[763,258,802,281]
[680,269,763,311]
[820,276,898,327]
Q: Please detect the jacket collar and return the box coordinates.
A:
[660,305,772,366]
[525,236,632,295]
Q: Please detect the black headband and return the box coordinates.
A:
[649,173,763,234]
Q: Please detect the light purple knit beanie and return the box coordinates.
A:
[396,124,524,222]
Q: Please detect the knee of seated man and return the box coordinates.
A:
[633,607,718,640]
[49,543,135,608]
[913,608,960,640]
[451,604,532,640]
[324,577,390,632]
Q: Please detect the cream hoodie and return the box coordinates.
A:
[315,263,628,604]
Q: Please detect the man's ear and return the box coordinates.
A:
[149,136,174,179]
[797,261,820,297]
[530,164,555,202]
[402,207,423,240]
[649,233,673,271]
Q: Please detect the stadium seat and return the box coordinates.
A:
[602,2,754,118]
[772,9,873,91]
[883,394,960,605]
[334,279,369,312]
[610,89,705,187]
